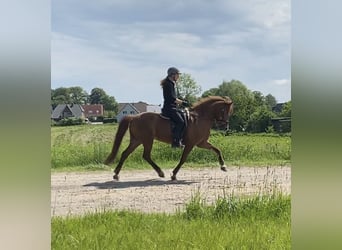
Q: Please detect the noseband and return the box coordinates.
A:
[214,102,232,129]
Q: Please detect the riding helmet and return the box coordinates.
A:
[167,67,181,76]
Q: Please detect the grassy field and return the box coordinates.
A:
[52,193,290,250]
[51,124,291,171]
[51,124,291,249]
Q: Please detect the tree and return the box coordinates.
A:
[204,80,256,132]
[51,86,118,115]
[279,101,291,132]
[279,101,291,118]
[177,73,202,105]
[265,94,277,110]
[202,88,219,97]
[101,95,118,112]
[253,91,266,107]
[51,87,72,108]
[89,88,107,104]
[69,86,88,104]
[51,86,89,108]
[246,107,276,133]
[89,87,118,112]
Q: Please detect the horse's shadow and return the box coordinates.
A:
[83,179,198,189]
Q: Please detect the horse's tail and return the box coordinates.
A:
[104,116,133,165]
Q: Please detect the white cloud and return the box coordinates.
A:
[51,0,291,103]
[273,79,290,86]
[226,0,291,28]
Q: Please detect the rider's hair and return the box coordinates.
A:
[160,77,168,87]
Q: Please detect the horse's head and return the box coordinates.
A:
[192,96,233,130]
[212,97,233,130]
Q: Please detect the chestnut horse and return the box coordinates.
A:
[104,96,233,180]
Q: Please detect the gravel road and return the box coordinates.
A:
[51,166,291,217]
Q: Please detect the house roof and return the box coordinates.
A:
[51,104,84,119]
[118,101,148,113]
[272,103,285,113]
[82,104,104,116]
[131,102,148,112]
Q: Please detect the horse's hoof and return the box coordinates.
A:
[221,165,227,172]
[113,174,119,181]
[171,175,177,181]
[158,171,165,178]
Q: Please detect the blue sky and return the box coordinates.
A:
[52,0,290,104]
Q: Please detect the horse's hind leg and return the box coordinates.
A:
[197,140,227,171]
[142,142,165,178]
[113,139,140,180]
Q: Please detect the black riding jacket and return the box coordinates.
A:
[162,77,177,110]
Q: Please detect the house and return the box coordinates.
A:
[272,103,285,113]
[271,117,291,133]
[51,104,85,121]
[51,104,104,121]
[82,104,104,118]
[271,103,291,133]
[116,101,161,122]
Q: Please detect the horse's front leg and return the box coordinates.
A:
[197,140,227,172]
[171,145,194,180]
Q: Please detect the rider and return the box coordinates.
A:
[160,67,188,148]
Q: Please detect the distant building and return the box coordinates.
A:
[82,104,104,118]
[272,103,285,113]
[116,101,161,122]
[271,103,291,133]
[51,104,85,121]
[51,104,104,121]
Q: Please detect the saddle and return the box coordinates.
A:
[159,108,191,122]
[160,108,198,130]
[160,108,199,147]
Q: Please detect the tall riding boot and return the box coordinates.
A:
[179,123,186,142]
[172,124,185,148]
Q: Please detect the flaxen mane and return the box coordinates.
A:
[192,96,233,115]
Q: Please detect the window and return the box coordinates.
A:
[123,111,127,114]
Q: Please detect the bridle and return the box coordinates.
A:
[190,98,233,130]
[214,103,231,130]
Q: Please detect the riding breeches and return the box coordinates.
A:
[161,108,186,141]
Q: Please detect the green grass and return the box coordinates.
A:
[52,193,290,250]
[51,125,291,249]
[51,124,291,171]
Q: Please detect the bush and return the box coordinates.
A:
[88,116,104,122]
[55,117,86,126]
[51,119,58,126]
[103,118,117,124]
[246,108,275,133]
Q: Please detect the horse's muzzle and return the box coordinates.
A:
[216,120,229,131]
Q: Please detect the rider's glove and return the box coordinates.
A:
[182,101,190,107]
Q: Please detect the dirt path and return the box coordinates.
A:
[51,166,291,217]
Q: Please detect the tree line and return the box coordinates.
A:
[200,79,291,133]
[51,74,291,133]
[51,87,119,117]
